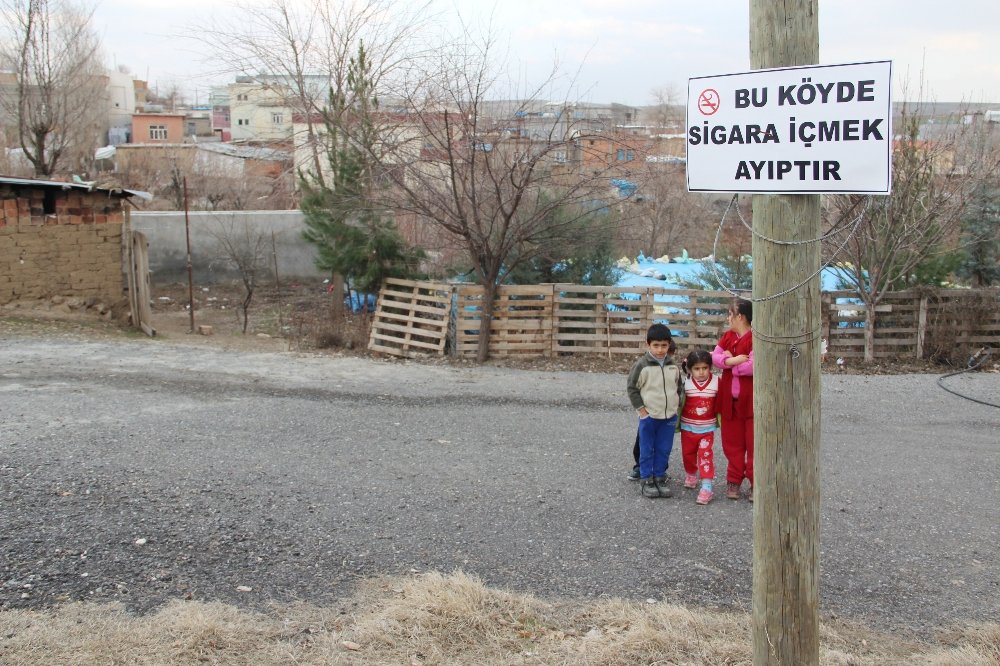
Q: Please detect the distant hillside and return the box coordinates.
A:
[632,101,999,127]
[894,101,1000,118]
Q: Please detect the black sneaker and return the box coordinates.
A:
[627,465,641,481]
[640,478,659,498]
[654,476,673,498]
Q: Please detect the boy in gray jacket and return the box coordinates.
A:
[627,323,684,498]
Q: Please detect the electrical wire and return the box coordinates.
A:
[734,194,872,246]
[707,194,867,304]
[935,347,1000,408]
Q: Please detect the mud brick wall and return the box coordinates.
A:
[0,184,127,305]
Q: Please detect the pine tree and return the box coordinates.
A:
[300,44,422,301]
[505,201,620,286]
[957,184,1000,287]
[678,253,753,293]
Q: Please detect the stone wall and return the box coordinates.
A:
[0,184,127,305]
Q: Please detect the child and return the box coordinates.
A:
[626,323,684,499]
[627,336,677,481]
[712,298,754,501]
[679,350,719,505]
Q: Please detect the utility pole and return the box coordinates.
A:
[749,2,821,665]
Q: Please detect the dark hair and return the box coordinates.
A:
[646,323,673,345]
[731,298,753,324]
[683,349,713,376]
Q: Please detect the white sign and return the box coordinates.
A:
[686,60,892,194]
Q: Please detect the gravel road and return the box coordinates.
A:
[1,332,998,632]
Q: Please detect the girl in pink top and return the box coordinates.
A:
[712,298,754,501]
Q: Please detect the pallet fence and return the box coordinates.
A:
[821,288,1000,359]
[367,277,453,358]
[368,280,1000,360]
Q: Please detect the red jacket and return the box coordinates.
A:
[713,330,753,420]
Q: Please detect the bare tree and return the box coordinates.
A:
[647,83,683,129]
[626,162,706,257]
[0,0,107,177]
[826,101,1000,361]
[145,81,185,111]
[375,32,618,361]
[208,215,272,334]
[193,0,431,187]
[112,145,295,212]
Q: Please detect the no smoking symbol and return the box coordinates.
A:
[698,88,720,115]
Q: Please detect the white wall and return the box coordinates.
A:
[131,210,325,284]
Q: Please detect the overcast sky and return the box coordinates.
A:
[93,0,1000,106]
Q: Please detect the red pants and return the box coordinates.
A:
[681,430,715,480]
[720,415,754,486]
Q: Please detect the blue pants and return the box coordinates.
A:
[638,415,677,479]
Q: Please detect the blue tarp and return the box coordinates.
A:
[610,259,858,336]
[615,258,846,291]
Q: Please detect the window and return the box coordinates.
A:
[236,93,248,101]
[271,112,284,124]
[616,148,625,161]
[237,118,249,126]
[149,125,167,140]
[626,150,635,161]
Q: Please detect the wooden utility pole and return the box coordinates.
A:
[749,2,821,665]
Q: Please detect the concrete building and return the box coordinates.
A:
[107,70,139,145]
[114,142,290,180]
[210,86,231,141]
[131,113,187,144]
[579,129,686,175]
[184,109,214,140]
[229,79,293,143]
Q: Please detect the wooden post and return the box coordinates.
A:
[182,178,195,334]
[916,294,929,359]
[750,2,821,665]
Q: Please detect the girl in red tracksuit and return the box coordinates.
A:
[679,349,719,505]
[713,298,754,502]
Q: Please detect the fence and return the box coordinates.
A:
[369,279,1000,361]
[822,288,1000,359]
[367,278,453,358]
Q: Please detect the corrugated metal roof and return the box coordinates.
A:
[196,142,290,161]
[0,175,153,201]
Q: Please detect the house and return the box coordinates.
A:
[114,142,291,179]
[112,142,293,208]
[184,108,214,139]
[291,110,433,185]
[210,86,232,141]
[229,79,293,142]
[578,128,686,175]
[0,176,150,305]
[131,112,187,144]
[107,70,139,145]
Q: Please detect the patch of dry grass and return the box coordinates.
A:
[0,572,997,665]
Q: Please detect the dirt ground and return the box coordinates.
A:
[0,281,357,356]
[1,279,994,375]
[143,281,370,355]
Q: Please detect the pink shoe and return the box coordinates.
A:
[683,474,698,489]
[696,488,713,505]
